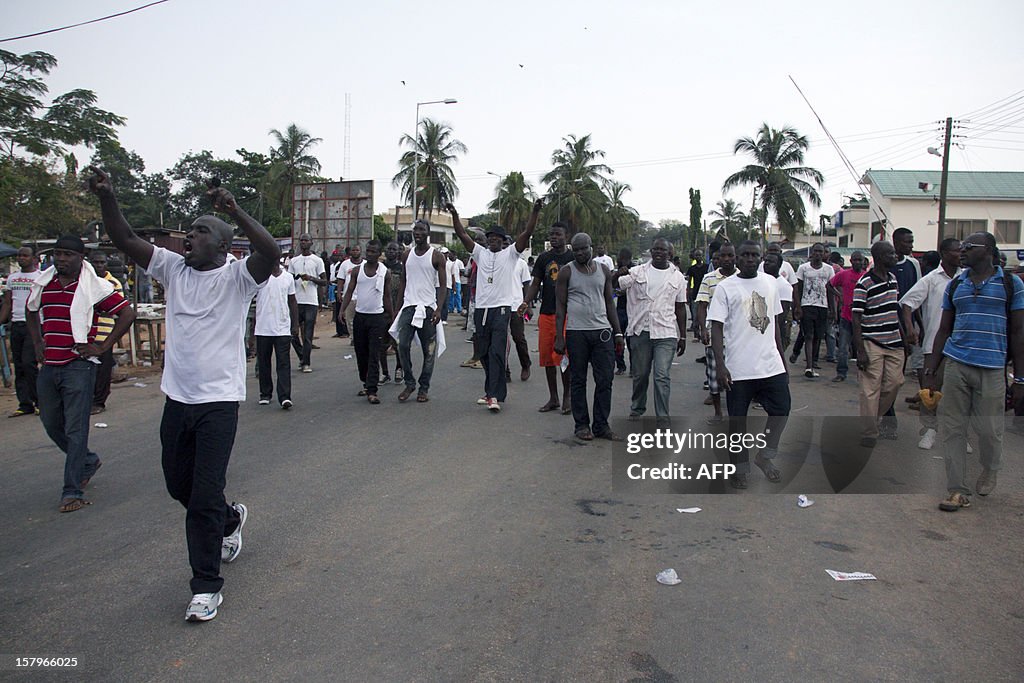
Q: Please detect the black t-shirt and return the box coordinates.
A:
[531,249,574,315]
[685,263,706,294]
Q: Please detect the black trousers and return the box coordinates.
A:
[566,328,615,435]
[256,335,292,403]
[93,347,114,408]
[160,399,242,595]
[334,299,348,336]
[10,321,38,411]
[474,306,511,401]
[725,372,791,474]
[508,312,531,371]
[291,304,317,366]
[354,312,388,394]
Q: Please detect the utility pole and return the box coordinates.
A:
[936,116,953,249]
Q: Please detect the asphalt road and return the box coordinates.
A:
[1,311,1022,681]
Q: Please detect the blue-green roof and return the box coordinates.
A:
[863,170,1024,200]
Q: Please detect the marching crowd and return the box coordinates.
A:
[3,168,1022,623]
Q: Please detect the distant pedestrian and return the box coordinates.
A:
[696,244,736,422]
[827,251,866,382]
[254,261,299,408]
[340,240,394,404]
[289,234,327,373]
[793,243,835,378]
[395,221,447,403]
[87,250,123,415]
[0,246,42,417]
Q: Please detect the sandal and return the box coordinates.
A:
[367,395,380,404]
[754,454,781,483]
[574,428,594,441]
[538,401,560,413]
[59,498,91,513]
[416,393,429,403]
[358,389,368,396]
[398,387,414,402]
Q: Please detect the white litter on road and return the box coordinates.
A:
[132,382,147,388]
[676,507,701,514]
[797,495,814,508]
[826,570,877,581]
[656,568,681,585]
[343,355,353,360]
[94,422,108,428]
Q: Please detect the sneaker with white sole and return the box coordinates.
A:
[281,399,293,410]
[221,502,248,563]
[258,398,270,405]
[917,428,936,450]
[302,365,313,373]
[476,396,489,405]
[486,397,501,412]
[185,591,223,622]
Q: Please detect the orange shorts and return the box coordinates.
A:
[538,313,566,367]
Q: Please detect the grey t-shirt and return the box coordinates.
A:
[566,261,610,331]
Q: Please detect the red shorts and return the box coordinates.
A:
[538,313,566,367]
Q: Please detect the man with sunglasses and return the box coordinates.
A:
[925,233,1024,511]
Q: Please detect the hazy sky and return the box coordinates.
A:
[7,0,1024,227]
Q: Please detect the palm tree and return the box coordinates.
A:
[486,171,536,232]
[393,118,467,220]
[708,198,750,244]
[266,124,322,215]
[721,124,823,241]
[541,134,612,234]
[602,180,639,245]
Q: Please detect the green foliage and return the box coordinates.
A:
[708,198,751,245]
[373,214,395,244]
[393,118,467,220]
[722,124,823,241]
[0,156,89,240]
[0,49,124,159]
[487,171,536,233]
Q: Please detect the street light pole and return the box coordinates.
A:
[411,98,457,223]
[935,116,953,249]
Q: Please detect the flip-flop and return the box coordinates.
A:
[358,389,368,396]
[416,393,429,402]
[59,498,91,513]
[398,388,414,402]
[538,402,560,413]
[574,429,594,441]
[561,407,572,415]
[754,454,781,483]
[367,395,380,404]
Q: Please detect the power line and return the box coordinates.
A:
[958,88,1024,119]
[0,0,170,43]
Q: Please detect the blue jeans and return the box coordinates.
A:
[629,332,675,417]
[448,283,463,313]
[825,321,837,361]
[836,319,853,378]
[397,306,438,393]
[37,360,100,500]
[566,328,615,435]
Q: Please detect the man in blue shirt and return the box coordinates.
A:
[924,232,1024,512]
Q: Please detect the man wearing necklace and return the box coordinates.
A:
[925,232,1024,511]
[447,200,542,412]
[554,232,625,441]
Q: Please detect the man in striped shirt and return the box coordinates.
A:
[852,240,904,447]
[25,235,135,513]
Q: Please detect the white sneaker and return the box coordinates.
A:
[221,502,248,563]
[476,396,489,405]
[918,429,936,450]
[258,398,270,405]
[185,591,223,622]
[486,398,501,412]
[302,365,313,374]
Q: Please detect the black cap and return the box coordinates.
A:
[55,235,86,254]
[484,226,509,239]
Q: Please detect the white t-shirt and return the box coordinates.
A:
[776,276,793,304]
[594,254,615,272]
[472,243,523,308]
[796,262,835,308]
[646,266,669,301]
[147,247,263,404]
[330,261,345,282]
[255,271,296,337]
[899,266,960,355]
[455,259,467,284]
[289,253,325,306]
[707,272,785,381]
[5,269,41,322]
[340,258,362,301]
[759,259,797,285]
[446,259,459,287]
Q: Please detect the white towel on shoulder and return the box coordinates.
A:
[26,261,115,344]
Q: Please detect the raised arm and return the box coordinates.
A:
[514,199,544,254]
[208,186,281,284]
[88,166,155,269]
[444,203,477,251]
